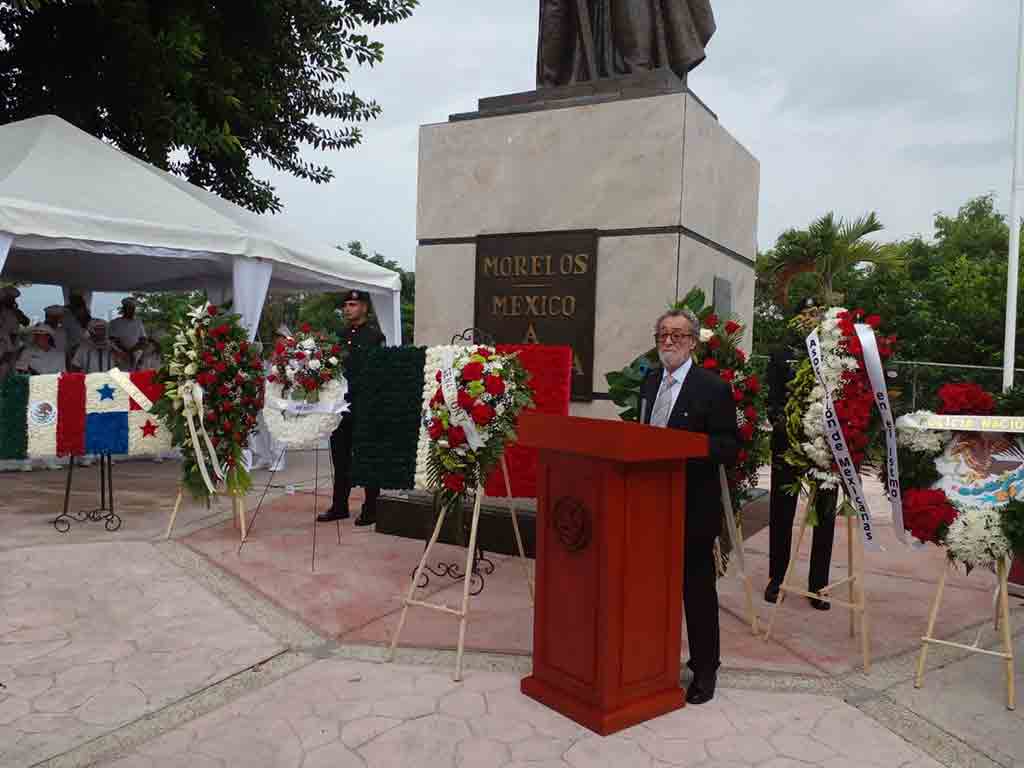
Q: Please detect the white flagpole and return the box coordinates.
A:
[1004,0,1024,392]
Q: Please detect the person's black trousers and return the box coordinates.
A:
[768,425,836,592]
[329,417,379,516]
[684,532,720,678]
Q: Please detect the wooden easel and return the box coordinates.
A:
[165,488,247,542]
[915,557,1015,710]
[719,467,759,635]
[386,456,533,680]
[765,493,872,672]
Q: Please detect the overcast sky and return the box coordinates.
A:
[19,0,1023,318]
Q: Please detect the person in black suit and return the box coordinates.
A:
[640,307,738,705]
[764,305,835,610]
[317,290,386,526]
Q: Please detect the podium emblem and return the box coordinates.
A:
[553,496,591,552]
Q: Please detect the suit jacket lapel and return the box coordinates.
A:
[642,371,659,425]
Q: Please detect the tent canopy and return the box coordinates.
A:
[0,115,402,342]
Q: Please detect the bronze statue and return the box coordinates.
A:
[537,0,715,88]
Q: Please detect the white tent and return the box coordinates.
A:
[0,115,403,343]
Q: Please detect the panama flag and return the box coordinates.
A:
[0,370,171,459]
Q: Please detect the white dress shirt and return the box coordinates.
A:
[650,357,693,427]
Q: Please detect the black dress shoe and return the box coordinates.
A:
[316,507,350,523]
[764,580,781,603]
[685,673,717,705]
[353,511,376,527]
[808,594,831,611]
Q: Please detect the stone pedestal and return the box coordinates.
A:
[414,89,759,420]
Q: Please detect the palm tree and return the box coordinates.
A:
[768,211,901,307]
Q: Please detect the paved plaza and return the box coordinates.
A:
[1,455,1022,767]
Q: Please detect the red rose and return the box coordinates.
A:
[703,358,719,370]
[436,370,442,382]
[294,351,305,360]
[301,323,312,333]
[484,375,505,396]
[739,422,755,441]
[275,342,286,356]
[474,347,492,359]
[736,349,747,363]
[724,320,741,334]
[215,362,227,373]
[218,384,230,396]
[234,352,243,364]
[267,374,277,383]
[707,336,721,350]
[737,449,749,463]
[448,425,467,447]
[721,369,736,383]
[215,341,226,352]
[207,305,218,316]
[744,406,758,422]
[240,342,249,353]
[732,388,744,403]
[457,389,476,412]
[330,344,340,355]
[431,387,444,406]
[205,410,216,422]
[745,374,760,394]
[865,315,881,329]
[427,418,444,441]
[937,383,995,415]
[444,474,466,493]
[461,361,484,381]
[703,313,719,329]
[471,403,495,425]
[902,489,959,544]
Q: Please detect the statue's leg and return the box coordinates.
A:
[537,0,576,86]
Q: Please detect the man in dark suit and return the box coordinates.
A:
[640,307,738,704]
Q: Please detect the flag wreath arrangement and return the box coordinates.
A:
[421,345,534,511]
[263,323,349,447]
[151,302,265,499]
[0,368,170,459]
[896,382,1024,571]
[782,306,901,548]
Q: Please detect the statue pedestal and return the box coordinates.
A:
[414,90,759,419]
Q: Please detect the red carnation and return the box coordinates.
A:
[474,347,492,359]
[471,403,496,425]
[737,449,749,463]
[457,389,476,412]
[739,422,755,441]
[461,361,485,382]
[294,351,305,360]
[484,374,505,396]
[732,388,744,403]
[937,382,995,415]
[745,374,761,394]
[724,320,741,335]
[275,342,286,356]
[301,323,312,333]
[736,349,747,363]
[703,358,719,370]
[721,369,736,383]
[215,341,226,352]
[744,405,758,422]
[707,336,722,351]
[427,418,444,441]
[865,315,881,329]
[207,305,218,316]
[448,425,467,447]
[215,362,227,373]
[444,474,466,493]
[902,489,959,544]
[703,313,719,329]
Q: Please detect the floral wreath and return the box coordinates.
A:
[423,345,534,509]
[896,382,1024,570]
[152,302,265,499]
[783,306,895,522]
[263,323,349,448]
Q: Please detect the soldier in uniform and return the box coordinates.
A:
[317,289,385,526]
[764,299,836,610]
[0,286,28,379]
[70,319,129,373]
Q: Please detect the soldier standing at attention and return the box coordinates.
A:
[317,290,385,526]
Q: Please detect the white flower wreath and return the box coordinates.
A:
[263,377,349,449]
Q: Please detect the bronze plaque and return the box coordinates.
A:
[474,231,597,401]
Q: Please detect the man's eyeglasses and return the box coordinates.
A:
[653,331,694,345]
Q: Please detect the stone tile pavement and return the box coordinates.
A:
[102,657,945,768]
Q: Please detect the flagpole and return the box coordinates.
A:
[1003,0,1024,392]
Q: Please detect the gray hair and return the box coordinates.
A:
[655,307,699,336]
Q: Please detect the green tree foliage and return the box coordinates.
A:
[0,0,418,213]
[132,290,206,344]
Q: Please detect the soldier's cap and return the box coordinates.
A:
[44,304,65,316]
[0,285,20,299]
[343,289,371,304]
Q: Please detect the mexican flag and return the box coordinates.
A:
[0,369,171,459]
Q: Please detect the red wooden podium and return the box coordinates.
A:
[517,412,708,735]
